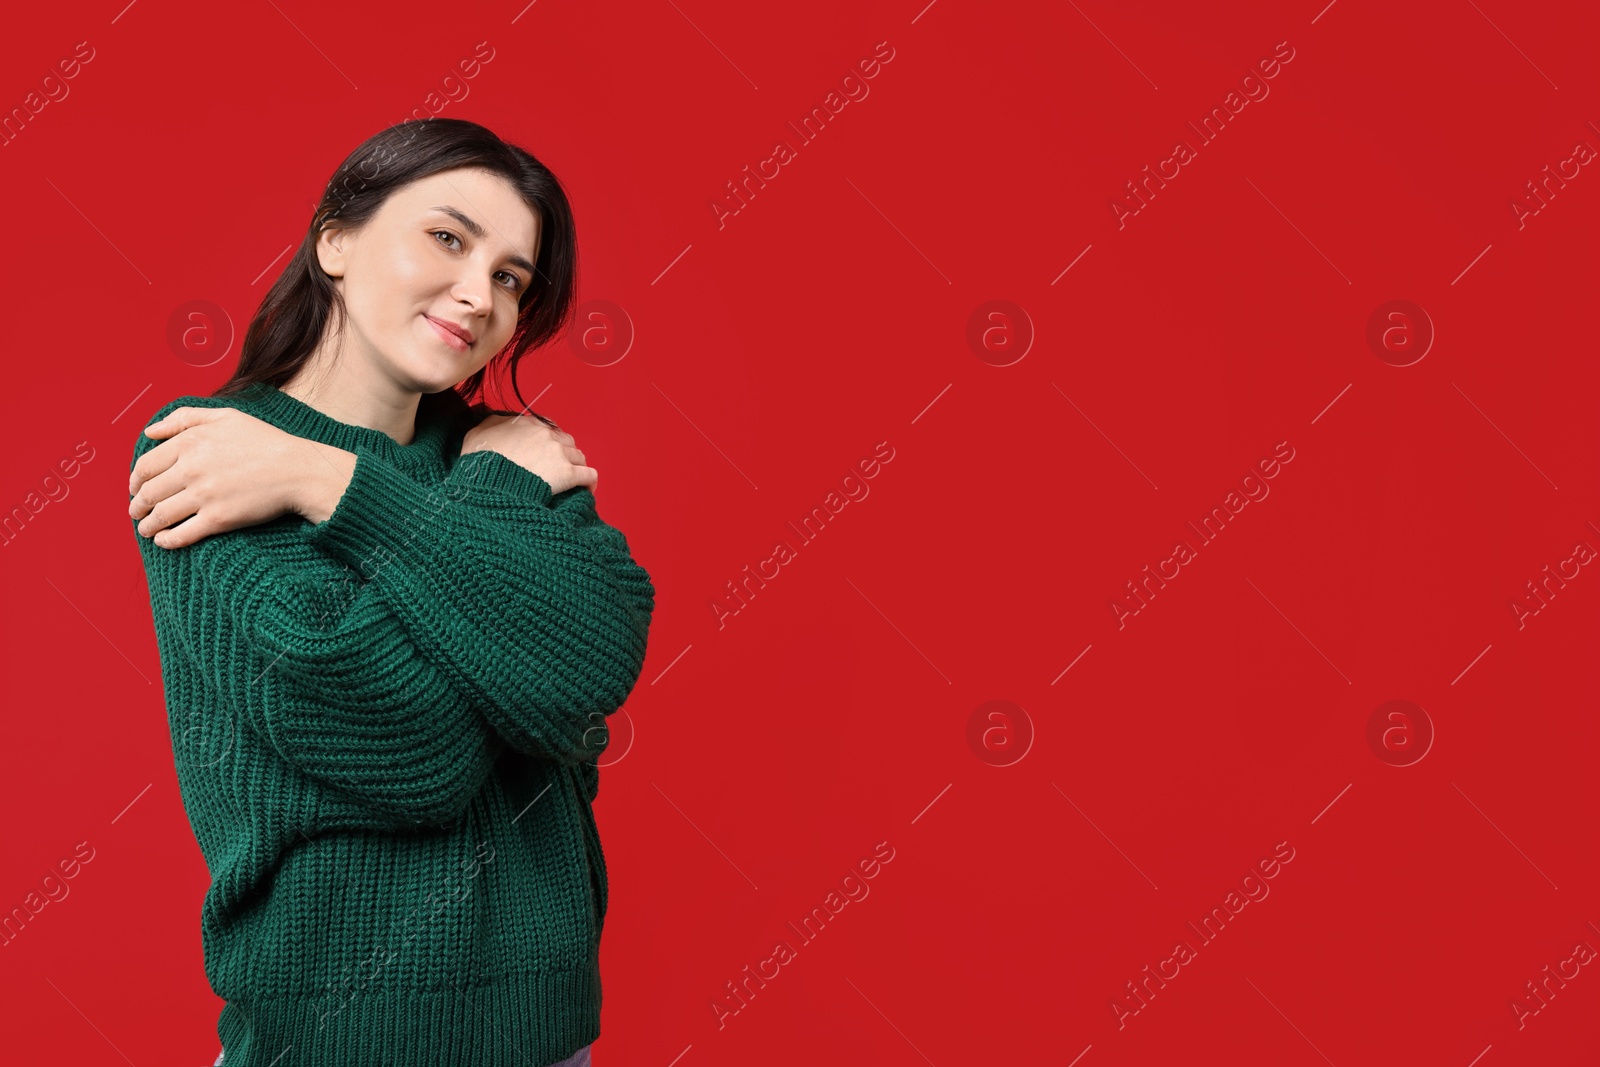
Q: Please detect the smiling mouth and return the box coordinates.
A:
[425,315,473,352]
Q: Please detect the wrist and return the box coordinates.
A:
[296,441,358,524]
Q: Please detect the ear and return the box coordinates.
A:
[315,224,352,279]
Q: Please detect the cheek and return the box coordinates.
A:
[351,257,431,338]
[482,312,518,354]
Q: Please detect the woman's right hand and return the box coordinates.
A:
[131,406,333,547]
[462,414,598,496]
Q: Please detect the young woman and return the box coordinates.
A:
[126,118,655,1067]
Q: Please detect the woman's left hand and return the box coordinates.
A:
[129,407,326,549]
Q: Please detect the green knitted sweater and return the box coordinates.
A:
[129,381,655,1066]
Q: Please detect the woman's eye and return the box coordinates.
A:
[434,232,521,293]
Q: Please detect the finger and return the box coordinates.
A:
[130,438,182,498]
[129,463,182,520]
[142,406,204,438]
[153,515,212,550]
[133,405,219,495]
[144,405,239,441]
[136,488,201,541]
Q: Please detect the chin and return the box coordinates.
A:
[416,375,465,395]
[405,355,470,392]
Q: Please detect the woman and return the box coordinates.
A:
[126,118,655,1067]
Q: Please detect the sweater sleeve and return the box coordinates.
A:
[131,458,507,830]
[171,546,504,829]
[550,485,649,581]
[449,472,651,611]
[301,448,655,764]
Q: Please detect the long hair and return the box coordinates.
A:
[213,117,578,414]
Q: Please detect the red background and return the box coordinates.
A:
[3,1,1598,1064]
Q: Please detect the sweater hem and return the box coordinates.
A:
[217,962,600,1067]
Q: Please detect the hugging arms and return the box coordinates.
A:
[128,401,655,822]
[129,404,597,549]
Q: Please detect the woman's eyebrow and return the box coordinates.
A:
[429,205,536,276]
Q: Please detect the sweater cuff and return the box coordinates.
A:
[305,451,460,577]
[449,450,556,507]
[304,450,557,575]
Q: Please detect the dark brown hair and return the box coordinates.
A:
[213,117,577,413]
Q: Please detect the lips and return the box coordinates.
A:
[425,315,474,351]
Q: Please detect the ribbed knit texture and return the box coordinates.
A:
[129,382,655,1067]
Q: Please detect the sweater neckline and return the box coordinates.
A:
[234,382,462,467]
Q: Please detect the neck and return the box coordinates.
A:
[280,348,422,447]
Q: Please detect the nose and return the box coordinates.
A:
[453,264,497,312]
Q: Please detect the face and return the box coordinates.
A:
[314,167,541,393]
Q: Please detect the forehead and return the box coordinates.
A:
[385,169,541,249]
